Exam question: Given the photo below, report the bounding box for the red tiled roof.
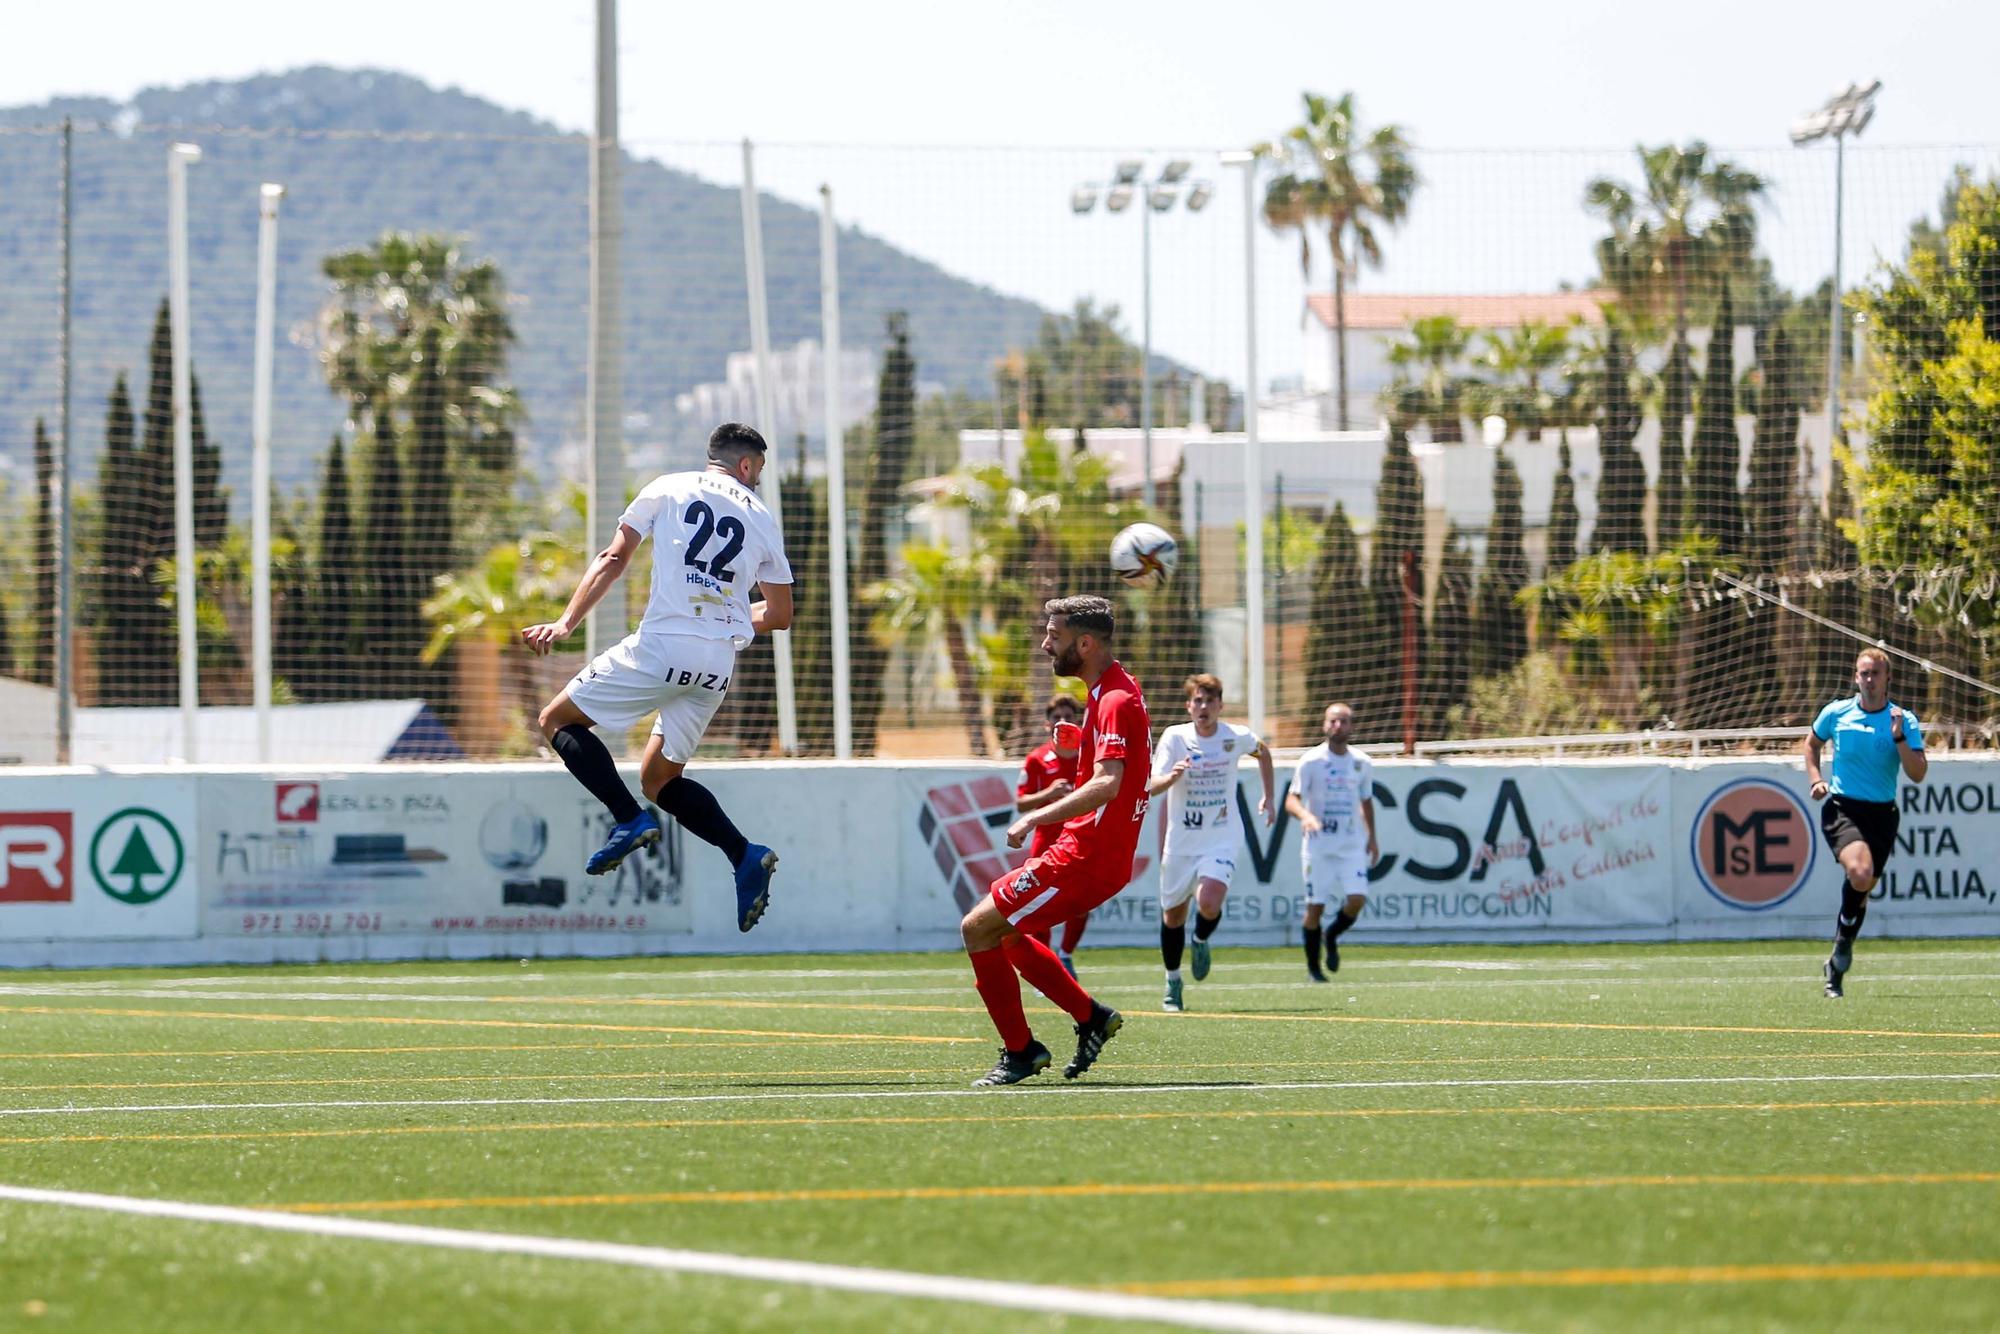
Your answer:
[1304,291,1612,331]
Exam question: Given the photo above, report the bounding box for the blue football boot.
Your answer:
[734,843,779,931]
[586,810,661,876]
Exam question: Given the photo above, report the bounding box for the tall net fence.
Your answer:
[1,112,1997,763]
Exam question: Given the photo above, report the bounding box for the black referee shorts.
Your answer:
[1820,795,1900,872]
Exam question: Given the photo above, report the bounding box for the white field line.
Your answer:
[59,948,2000,990]
[0,1183,1467,1334]
[7,972,2000,1008]
[3,1071,1998,1119]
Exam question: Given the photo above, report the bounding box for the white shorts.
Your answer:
[565,632,735,762]
[1159,851,1236,911]
[1303,848,1371,907]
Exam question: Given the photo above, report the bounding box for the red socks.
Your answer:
[968,946,1031,1051]
[1004,933,1095,1024]
[1058,915,1088,954]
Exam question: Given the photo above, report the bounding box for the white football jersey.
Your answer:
[1153,721,1260,857]
[619,470,793,647]
[1293,743,1374,858]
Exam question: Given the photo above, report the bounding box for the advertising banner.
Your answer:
[197,770,692,942]
[902,760,1674,945]
[0,776,198,943]
[1672,759,2000,938]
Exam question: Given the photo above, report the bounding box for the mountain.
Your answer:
[0,67,1050,500]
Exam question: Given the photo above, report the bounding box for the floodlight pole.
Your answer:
[1827,130,1846,446]
[1139,198,1155,510]
[584,0,624,667]
[818,185,853,760]
[168,142,201,763]
[55,119,73,764]
[1225,151,1267,739]
[739,140,799,753]
[251,183,284,764]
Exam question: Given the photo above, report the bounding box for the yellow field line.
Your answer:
[0,1005,975,1047]
[4,1094,1992,1149]
[1121,1258,2000,1297]
[271,1169,2000,1216]
[0,1042,727,1063]
[10,1047,1999,1095]
[427,993,2000,1043]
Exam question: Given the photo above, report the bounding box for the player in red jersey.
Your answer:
[961,596,1150,1086]
[1016,693,1091,976]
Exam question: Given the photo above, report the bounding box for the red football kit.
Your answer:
[1016,740,1080,859]
[992,661,1151,935]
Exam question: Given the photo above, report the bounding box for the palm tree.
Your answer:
[867,542,1001,756]
[1585,143,1765,348]
[1384,315,1473,441]
[1476,319,1577,441]
[421,532,581,751]
[1258,91,1419,430]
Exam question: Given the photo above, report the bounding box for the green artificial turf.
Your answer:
[0,940,1996,1332]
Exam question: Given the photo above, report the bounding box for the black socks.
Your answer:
[1303,926,1323,974]
[553,725,640,824]
[653,775,749,867]
[1328,907,1359,940]
[1160,922,1185,973]
[1192,910,1221,941]
[1837,885,1870,942]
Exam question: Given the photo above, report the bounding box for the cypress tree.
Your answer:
[190,374,226,550]
[128,298,177,703]
[1747,324,1798,571]
[1474,452,1529,679]
[29,418,54,685]
[1303,502,1368,719]
[1656,337,1692,549]
[92,374,140,704]
[1686,287,1742,549]
[358,397,417,698]
[1421,527,1475,737]
[309,436,359,700]
[851,311,916,755]
[1353,426,1426,744]
[1547,441,1580,574]
[1593,327,1647,554]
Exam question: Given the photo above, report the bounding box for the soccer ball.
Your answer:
[1110,522,1178,589]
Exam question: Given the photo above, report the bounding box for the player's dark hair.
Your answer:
[708,422,769,465]
[1045,694,1082,719]
[1185,673,1224,701]
[1045,595,1115,640]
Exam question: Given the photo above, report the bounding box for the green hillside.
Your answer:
[0,67,1051,497]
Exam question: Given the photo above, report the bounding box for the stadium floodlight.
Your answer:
[1068,158,1221,508]
[1792,79,1881,447]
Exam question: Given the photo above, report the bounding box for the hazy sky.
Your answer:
[8,1,1997,387]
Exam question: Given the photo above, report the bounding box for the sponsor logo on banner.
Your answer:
[1690,778,1814,910]
[0,812,72,903]
[918,778,1152,916]
[276,782,320,823]
[89,807,186,905]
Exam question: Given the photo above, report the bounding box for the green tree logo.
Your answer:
[89,808,185,905]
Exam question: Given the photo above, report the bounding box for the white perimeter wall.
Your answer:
[1,757,1995,968]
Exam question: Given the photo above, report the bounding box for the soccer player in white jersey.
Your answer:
[521,423,792,932]
[1146,673,1275,1012]
[1285,701,1378,979]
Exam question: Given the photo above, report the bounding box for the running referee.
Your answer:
[1803,647,1930,998]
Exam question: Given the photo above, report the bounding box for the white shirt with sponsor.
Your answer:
[1153,721,1260,857]
[1293,742,1374,858]
[619,470,793,648]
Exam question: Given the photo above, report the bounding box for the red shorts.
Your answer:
[989,838,1128,936]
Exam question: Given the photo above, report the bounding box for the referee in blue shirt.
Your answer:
[1803,647,1930,997]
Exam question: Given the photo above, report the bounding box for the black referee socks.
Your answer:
[1837,886,1870,940]
[552,724,641,824]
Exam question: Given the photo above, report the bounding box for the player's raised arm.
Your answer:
[521,522,644,655]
